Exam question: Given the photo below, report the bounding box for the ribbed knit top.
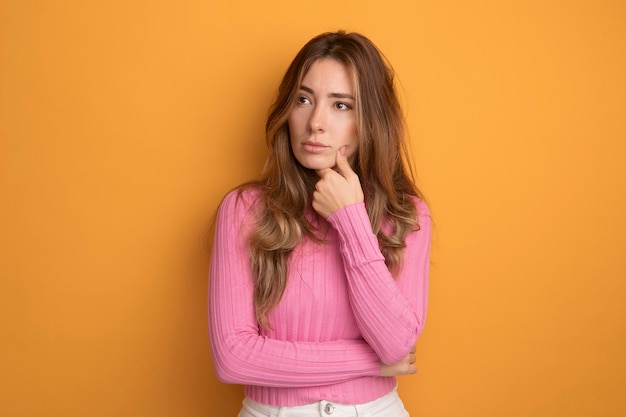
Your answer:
[208,188,431,406]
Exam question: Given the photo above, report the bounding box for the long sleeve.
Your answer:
[326,199,431,364]
[208,189,381,388]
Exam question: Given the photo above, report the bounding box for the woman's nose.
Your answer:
[307,106,326,132]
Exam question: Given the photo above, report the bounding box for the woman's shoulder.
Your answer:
[221,184,263,208]
[216,185,264,228]
[406,195,431,219]
[223,183,261,202]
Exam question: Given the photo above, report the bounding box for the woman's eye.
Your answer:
[335,102,352,110]
[296,96,311,105]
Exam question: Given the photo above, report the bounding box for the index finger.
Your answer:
[334,146,355,178]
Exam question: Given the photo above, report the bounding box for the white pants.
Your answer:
[237,387,410,417]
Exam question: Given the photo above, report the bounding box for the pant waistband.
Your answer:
[241,387,404,417]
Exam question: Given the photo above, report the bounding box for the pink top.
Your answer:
[208,188,431,406]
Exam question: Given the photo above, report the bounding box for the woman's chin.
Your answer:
[296,157,335,171]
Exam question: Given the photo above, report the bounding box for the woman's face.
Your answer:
[288,58,359,171]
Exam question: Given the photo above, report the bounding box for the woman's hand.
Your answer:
[313,147,364,219]
[379,346,417,377]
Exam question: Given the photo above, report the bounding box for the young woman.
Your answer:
[209,31,431,417]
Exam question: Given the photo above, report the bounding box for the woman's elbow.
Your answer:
[213,357,245,384]
[378,329,421,364]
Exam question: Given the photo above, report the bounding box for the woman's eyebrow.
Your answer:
[299,85,355,100]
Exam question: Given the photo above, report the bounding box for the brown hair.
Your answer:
[242,31,423,328]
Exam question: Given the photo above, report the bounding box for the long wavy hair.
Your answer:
[241,31,423,328]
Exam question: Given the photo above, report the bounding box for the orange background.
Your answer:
[1,1,625,416]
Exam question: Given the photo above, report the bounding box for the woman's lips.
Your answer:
[302,142,329,153]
